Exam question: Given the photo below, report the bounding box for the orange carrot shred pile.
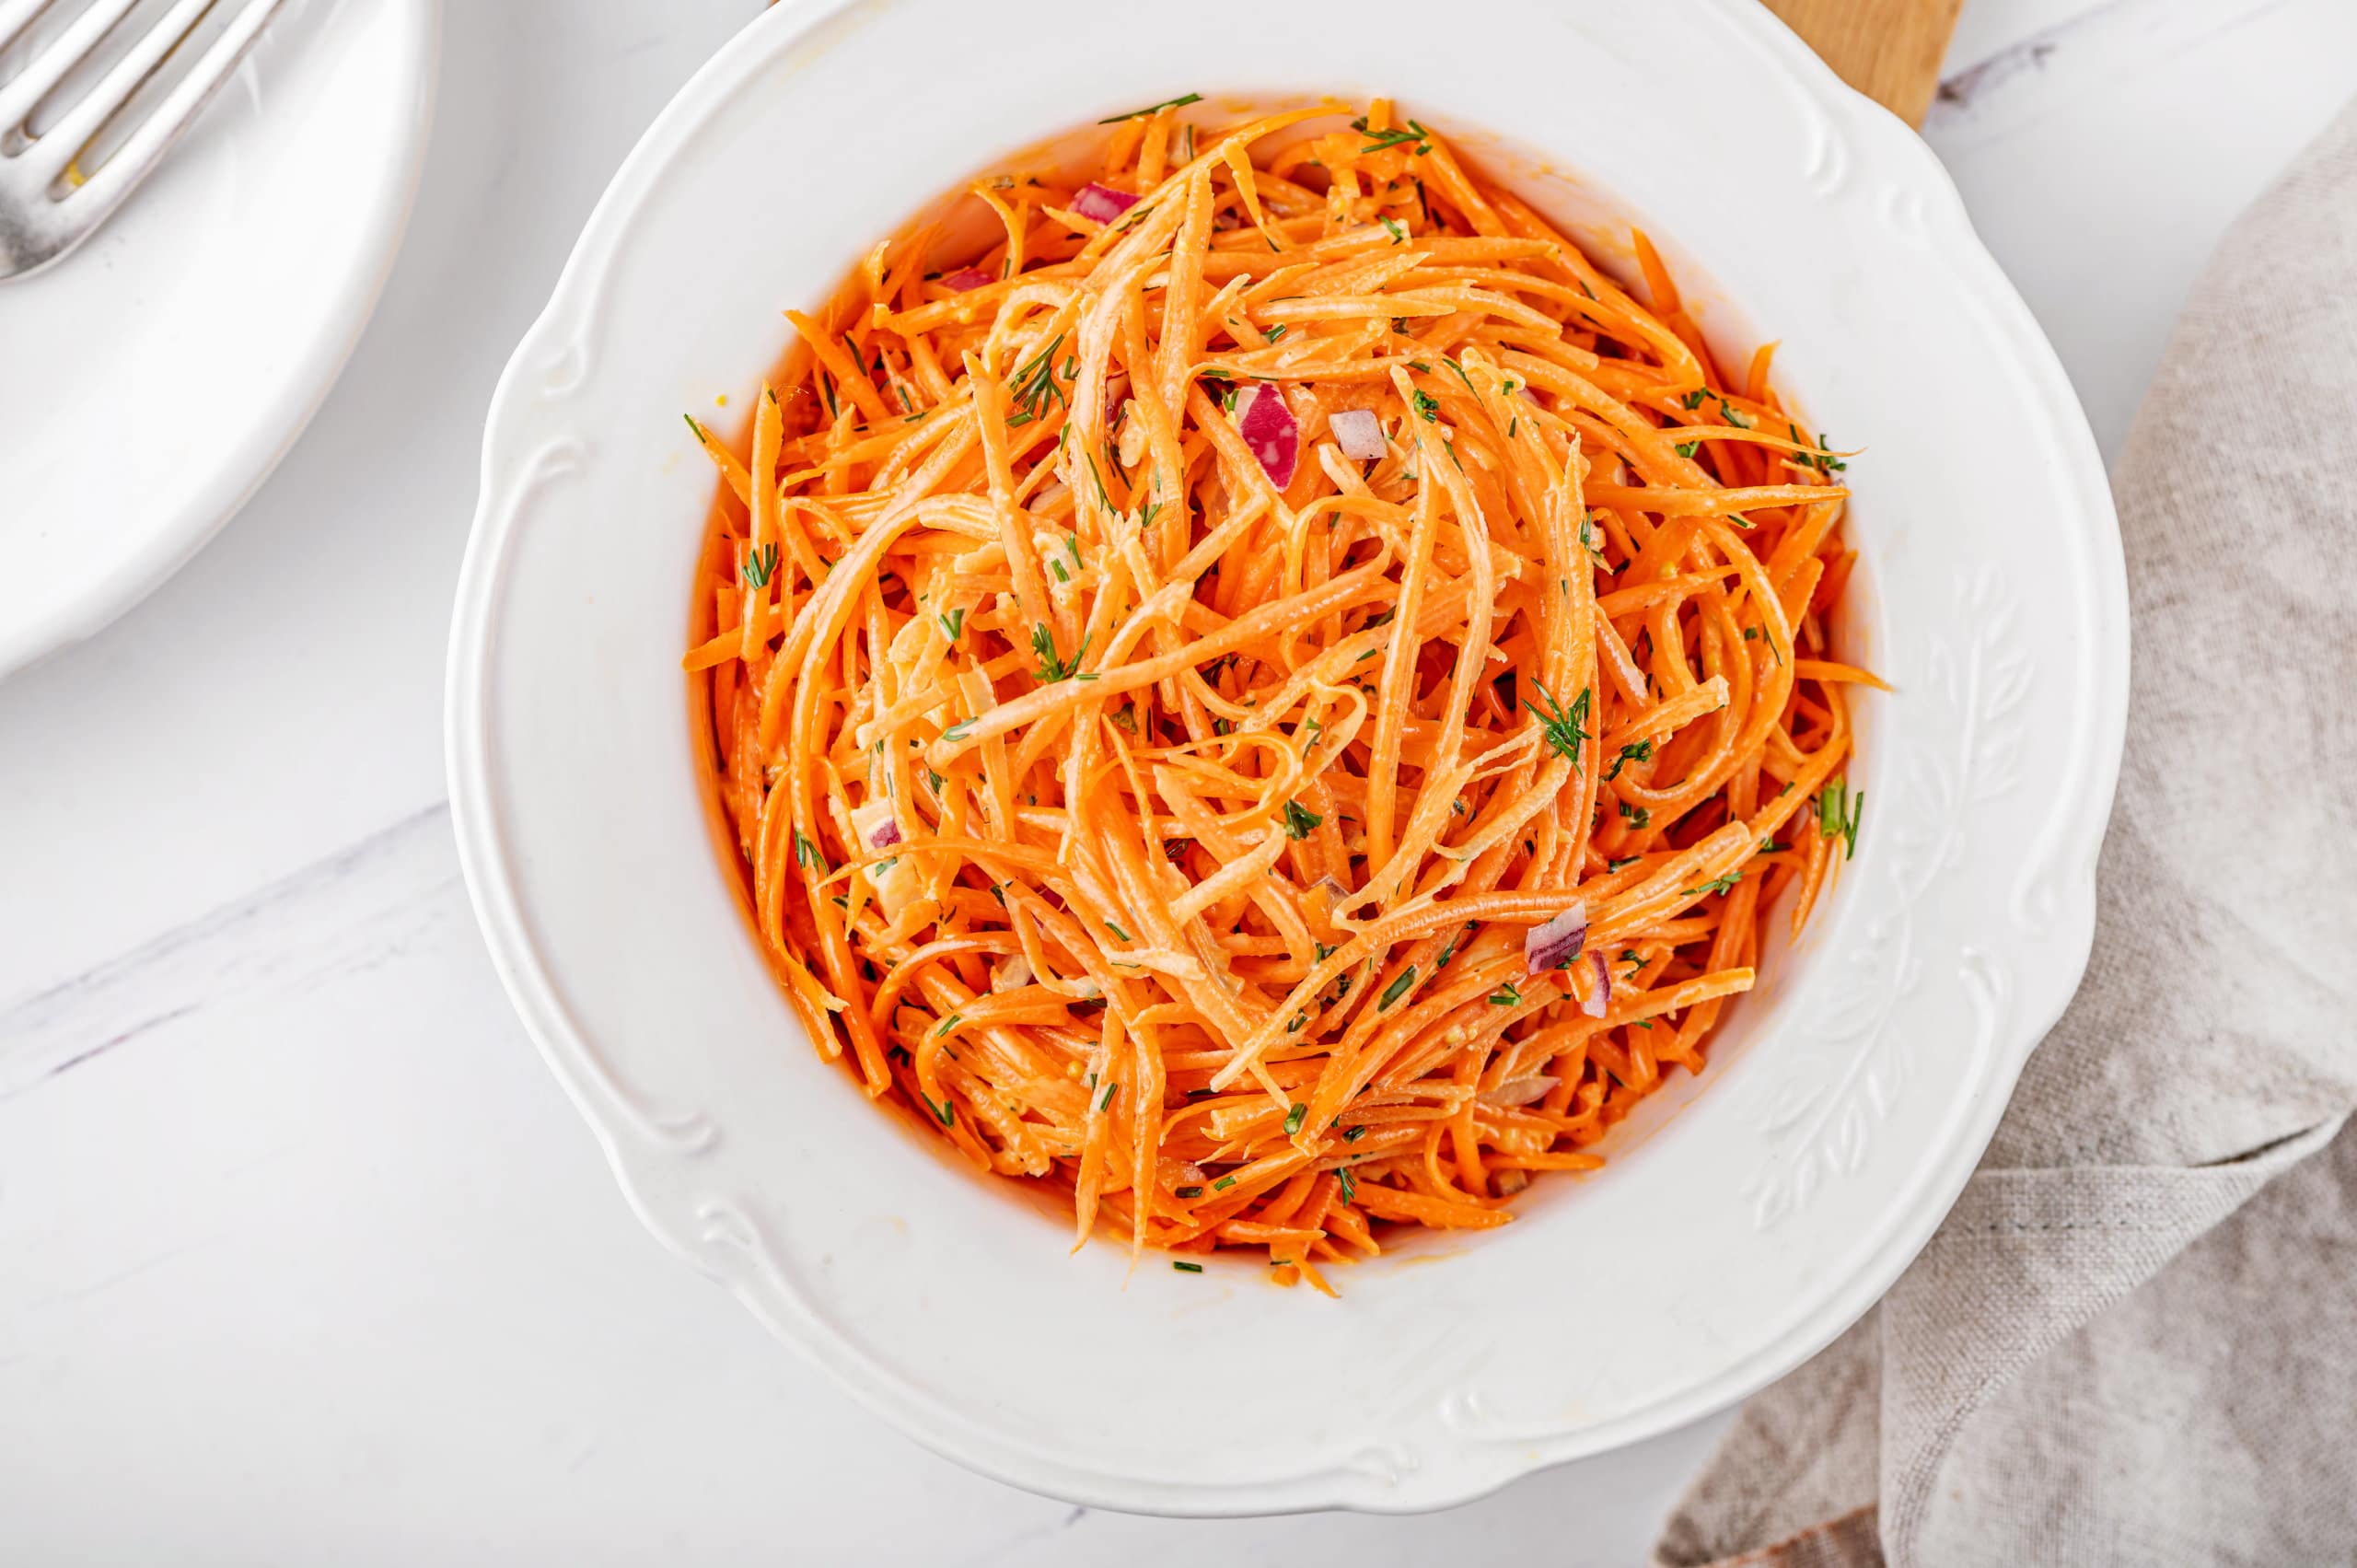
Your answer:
[682,98,1868,1293]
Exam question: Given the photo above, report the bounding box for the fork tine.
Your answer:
[0,0,140,132]
[0,0,60,51]
[65,0,287,214]
[28,0,220,180]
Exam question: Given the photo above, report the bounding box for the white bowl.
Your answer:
[447,0,2126,1515]
[0,0,438,679]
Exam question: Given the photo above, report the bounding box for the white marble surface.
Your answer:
[2,2,2350,1561]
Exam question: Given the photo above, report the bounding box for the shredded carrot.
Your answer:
[682,99,1873,1289]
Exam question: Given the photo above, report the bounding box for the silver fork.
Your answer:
[0,0,290,281]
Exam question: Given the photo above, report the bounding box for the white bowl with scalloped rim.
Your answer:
[447,0,2127,1515]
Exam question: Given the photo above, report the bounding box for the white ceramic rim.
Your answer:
[447,0,2128,1516]
[0,0,441,680]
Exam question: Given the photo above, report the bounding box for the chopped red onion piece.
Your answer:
[1072,182,1140,226]
[868,819,903,850]
[1522,900,1588,976]
[1104,372,1130,423]
[940,267,993,292]
[1236,385,1299,489]
[1329,407,1385,461]
[1583,949,1611,1019]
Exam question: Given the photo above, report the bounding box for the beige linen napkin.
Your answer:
[1655,100,2357,1568]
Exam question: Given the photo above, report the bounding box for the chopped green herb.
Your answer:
[1030,623,1088,683]
[936,607,965,643]
[1106,919,1132,942]
[1379,215,1408,244]
[1008,331,1069,424]
[1524,679,1593,768]
[1378,967,1418,1010]
[1619,800,1652,830]
[1344,1124,1369,1143]
[1604,739,1655,782]
[1213,1174,1238,1191]
[1490,981,1523,1007]
[1262,324,1288,343]
[794,831,820,870]
[1356,119,1435,156]
[1282,800,1323,840]
[1100,1083,1118,1111]
[1411,389,1441,423]
[1608,855,1641,872]
[1675,440,1700,459]
[1684,869,1744,899]
[1336,1166,1358,1205]
[921,1092,956,1127]
[1819,778,1866,859]
[943,719,976,742]
[740,543,781,589]
[1172,1260,1204,1272]
[1283,1102,1307,1135]
[1793,422,1848,474]
[1175,1185,1203,1199]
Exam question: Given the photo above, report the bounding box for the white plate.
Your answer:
[448,0,2128,1515]
[0,0,437,679]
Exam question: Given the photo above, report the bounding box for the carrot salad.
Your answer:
[682,97,1873,1293]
